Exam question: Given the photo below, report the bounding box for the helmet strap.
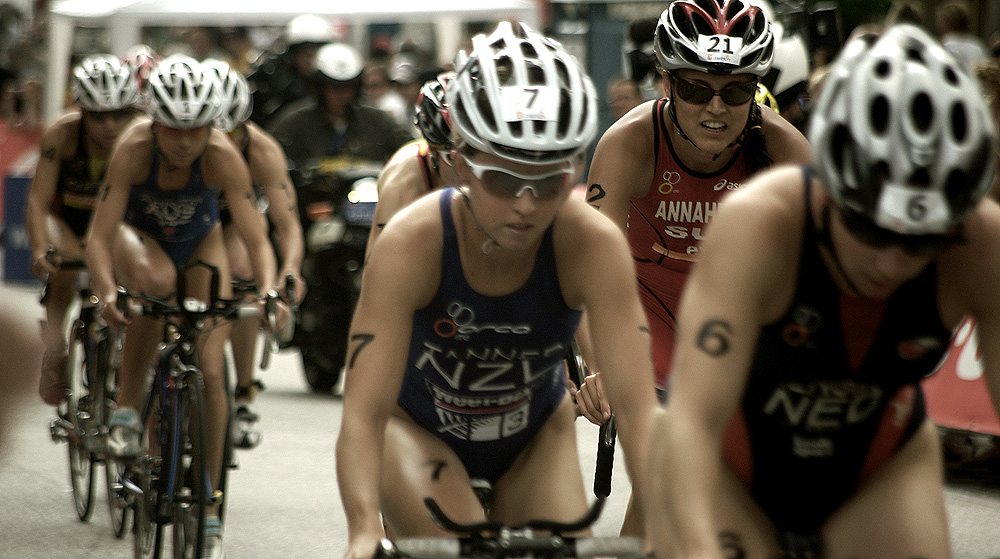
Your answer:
[458,187,500,254]
[816,203,862,296]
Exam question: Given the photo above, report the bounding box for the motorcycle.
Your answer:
[287,157,380,393]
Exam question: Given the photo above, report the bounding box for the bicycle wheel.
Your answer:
[173,371,207,559]
[131,457,162,559]
[66,326,95,521]
[96,334,132,537]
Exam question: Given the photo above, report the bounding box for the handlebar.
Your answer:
[376,498,646,559]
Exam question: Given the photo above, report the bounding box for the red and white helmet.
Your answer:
[655,0,774,77]
[414,72,454,149]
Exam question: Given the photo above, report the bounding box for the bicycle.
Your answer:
[113,260,283,559]
[46,254,131,537]
[376,497,646,559]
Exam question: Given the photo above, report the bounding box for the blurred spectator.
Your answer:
[885,1,925,28]
[624,17,662,101]
[220,26,260,75]
[607,76,643,121]
[974,59,1000,201]
[1,6,43,130]
[934,0,990,71]
[388,54,422,135]
[247,14,336,127]
[184,26,227,61]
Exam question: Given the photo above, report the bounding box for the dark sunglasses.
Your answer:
[461,155,574,200]
[671,75,757,106]
[841,211,962,256]
[86,109,134,122]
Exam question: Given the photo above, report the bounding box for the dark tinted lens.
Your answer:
[674,79,715,104]
[842,213,960,256]
[719,83,756,105]
[674,78,756,106]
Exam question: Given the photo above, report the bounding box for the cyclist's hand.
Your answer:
[99,295,129,329]
[575,372,611,426]
[279,271,307,305]
[345,531,384,559]
[31,250,57,280]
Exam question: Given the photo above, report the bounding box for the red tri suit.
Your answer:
[627,99,748,387]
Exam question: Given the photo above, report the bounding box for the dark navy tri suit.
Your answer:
[124,147,220,269]
[397,188,582,482]
[723,168,952,533]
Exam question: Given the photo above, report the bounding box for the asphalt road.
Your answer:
[1,283,998,558]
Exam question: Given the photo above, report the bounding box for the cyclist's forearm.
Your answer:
[336,421,386,538]
[247,243,279,293]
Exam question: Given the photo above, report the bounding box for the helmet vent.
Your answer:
[520,41,539,60]
[943,66,959,86]
[909,168,930,187]
[557,90,571,138]
[496,57,514,86]
[731,17,750,40]
[527,61,545,86]
[911,92,934,132]
[950,102,969,143]
[875,60,891,78]
[904,46,925,64]
[727,1,746,21]
[870,96,890,134]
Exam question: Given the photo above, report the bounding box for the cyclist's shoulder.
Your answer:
[39,110,83,148]
[244,123,287,165]
[759,108,812,165]
[379,141,425,185]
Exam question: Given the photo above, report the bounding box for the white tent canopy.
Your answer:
[45,0,540,123]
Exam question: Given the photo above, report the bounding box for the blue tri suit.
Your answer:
[124,146,220,269]
[397,188,582,482]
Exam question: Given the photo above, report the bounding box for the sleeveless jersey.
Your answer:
[722,168,950,532]
[397,188,581,482]
[413,139,438,193]
[125,149,220,268]
[54,121,105,238]
[628,98,749,386]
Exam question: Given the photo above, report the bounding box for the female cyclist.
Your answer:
[27,54,140,405]
[365,71,461,254]
[86,54,281,559]
[207,59,306,449]
[644,24,1000,558]
[335,22,658,559]
[576,0,812,536]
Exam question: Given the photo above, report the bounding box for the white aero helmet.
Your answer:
[315,42,364,83]
[287,14,335,46]
[447,21,598,165]
[655,0,774,77]
[144,55,222,129]
[203,59,252,132]
[809,23,997,235]
[72,54,140,111]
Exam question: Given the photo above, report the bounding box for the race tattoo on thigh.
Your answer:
[425,460,447,481]
[696,319,732,357]
[348,332,375,369]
